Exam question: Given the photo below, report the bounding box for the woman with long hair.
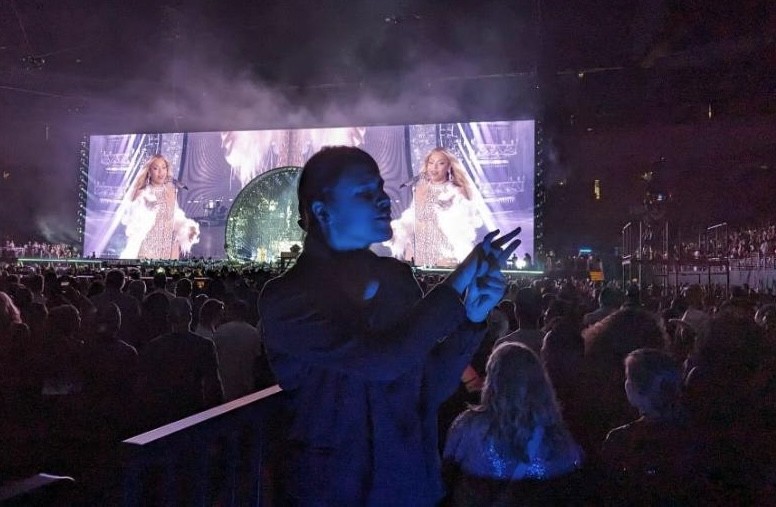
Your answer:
[389,147,483,267]
[121,154,200,259]
[443,342,582,503]
[0,291,21,339]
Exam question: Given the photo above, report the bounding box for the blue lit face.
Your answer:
[317,165,392,251]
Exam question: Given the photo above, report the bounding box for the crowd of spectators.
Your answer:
[1,260,775,503]
[1,239,80,260]
[0,264,272,500]
[668,223,776,262]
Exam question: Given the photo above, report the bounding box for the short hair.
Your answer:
[105,269,126,290]
[26,274,44,293]
[199,298,224,328]
[46,304,81,337]
[599,287,623,308]
[127,279,146,298]
[153,271,168,289]
[625,348,681,417]
[168,297,192,324]
[514,287,542,324]
[297,147,379,236]
[94,302,121,338]
[176,278,193,297]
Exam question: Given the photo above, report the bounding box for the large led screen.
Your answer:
[83,121,535,265]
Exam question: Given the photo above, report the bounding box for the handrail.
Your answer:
[124,385,282,447]
[121,384,285,507]
[706,222,728,232]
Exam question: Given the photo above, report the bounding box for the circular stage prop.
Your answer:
[224,166,303,263]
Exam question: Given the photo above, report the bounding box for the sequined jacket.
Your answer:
[444,410,583,482]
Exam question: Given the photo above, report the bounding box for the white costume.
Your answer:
[120,183,200,259]
[389,181,482,267]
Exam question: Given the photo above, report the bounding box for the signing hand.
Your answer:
[477,226,523,277]
[465,273,508,323]
[444,227,522,295]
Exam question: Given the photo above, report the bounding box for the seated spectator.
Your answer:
[87,280,105,298]
[443,343,583,504]
[684,314,774,503]
[26,274,46,305]
[622,284,641,308]
[145,271,175,302]
[194,298,225,339]
[139,293,171,350]
[175,278,193,299]
[496,299,517,332]
[82,303,139,439]
[0,320,44,477]
[212,300,262,401]
[541,318,585,437]
[602,348,699,503]
[126,279,146,304]
[90,270,141,348]
[41,305,83,396]
[496,287,544,355]
[137,298,224,430]
[582,287,623,328]
[579,307,668,460]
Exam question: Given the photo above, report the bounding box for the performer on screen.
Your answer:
[120,154,200,259]
[388,147,483,267]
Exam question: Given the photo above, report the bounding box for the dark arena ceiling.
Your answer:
[0,0,773,245]
[1,0,772,130]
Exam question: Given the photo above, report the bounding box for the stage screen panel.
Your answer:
[83,121,535,265]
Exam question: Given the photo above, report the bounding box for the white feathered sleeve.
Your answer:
[386,200,415,260]
[120,189,157,258]
[173,205,200,255]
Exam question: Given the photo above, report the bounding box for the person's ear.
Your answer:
[311,201,329,226]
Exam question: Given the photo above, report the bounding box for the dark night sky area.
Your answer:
[0,0,774,253]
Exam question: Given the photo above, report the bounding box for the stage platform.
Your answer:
[415,267,545,279]
[14,257,104,267]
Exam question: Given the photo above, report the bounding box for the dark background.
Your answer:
[1,0,774,257]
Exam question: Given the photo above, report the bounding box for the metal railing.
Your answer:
[121,385,284,507]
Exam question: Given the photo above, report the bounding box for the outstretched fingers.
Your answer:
[481,226,522,264]
[492,227,521,250]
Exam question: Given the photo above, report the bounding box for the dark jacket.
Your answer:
[259,237,486,506]
[137,331,224,429]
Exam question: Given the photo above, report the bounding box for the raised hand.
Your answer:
[444,227,522,296]
[464,273,508,323]
[477,227,522,277]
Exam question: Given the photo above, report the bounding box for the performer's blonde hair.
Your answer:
[131,154,170,201]
[422,148,474,200]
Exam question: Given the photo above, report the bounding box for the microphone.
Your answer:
[170,178,189,190]
[399,174,422,188]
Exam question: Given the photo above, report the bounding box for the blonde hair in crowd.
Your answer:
[0,291,22,334]
[473,342,575,462]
